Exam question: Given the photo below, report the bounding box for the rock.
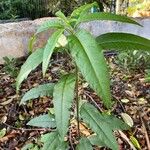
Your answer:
[0,17,150,64]
[80,18,150,39]
[0,17,54,64]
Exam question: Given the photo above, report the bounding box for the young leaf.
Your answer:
[76,12,141,26]
[20,83,54,104]
[16,48,43,91]
[80,103,129,150]
[41,132,59,150]
[56,34,68,47]
[28,35,36,53]
[55,11,69,24]
[55,11,74,33]
[69,29,112,108]
[53,74,76,139]
[71,2,98,18]
[96,32,150,51]
[36,18,64,34]
[42,29,64,76]
[27,114,56,128]
[76,137,93,150]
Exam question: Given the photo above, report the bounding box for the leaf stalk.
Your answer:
[75,65,80,138]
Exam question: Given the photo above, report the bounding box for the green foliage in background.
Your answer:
[0,0,19,19]
[3,56,19,78]
[17,2,150,150]
[48,0,105,16]
[0,0,49,20]
[3,0,150,20]
[116,50,150,72]
[145,69,150,82]
[0,0,113,20]
[127,0,150,16]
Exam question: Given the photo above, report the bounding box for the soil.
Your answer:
[0,54,150,150]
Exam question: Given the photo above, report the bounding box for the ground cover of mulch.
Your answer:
[0,54,150,150]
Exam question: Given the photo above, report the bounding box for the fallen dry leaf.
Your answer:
[121,113,134,127]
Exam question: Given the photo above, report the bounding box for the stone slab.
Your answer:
[81,18,150,39]
[0,17,150,64]
[0,17,54,64]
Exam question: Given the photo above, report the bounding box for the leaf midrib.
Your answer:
[77,12,139,25]
[37,19,63,33]
[75,35,106,99]
[23,87,53,101]
[22,50,42,70]
[16,49,43,90]
[44,133,58,150]
[98,40,150,48]
[60,76,68,136]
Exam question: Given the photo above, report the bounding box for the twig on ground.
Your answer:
[84,91,103,112]
[75,66,80,138]
[118,130,136,150]
[3,122,55,132]
[139,115,150,150]
[112,95,126,112]
[69,127,75,150]
[50,58,66,65]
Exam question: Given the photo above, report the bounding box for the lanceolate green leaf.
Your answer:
[53,74,76,139]
[41,132,68,150]
[41,132,59,150]
[80,103,118,150]
[36,18,64,34]
[20,83,54,104]
[27,114,56,128]
[102,114,129,131]
[21,143,34,150]
[69,29,111,108]
[56,142,69,150]
[88,135,107,147]
[16,48,43,91]
[88,115,129,147]
[76,137,93,150]
[96,32,150,51]
[42,29,64,76]
[76,12,141,26]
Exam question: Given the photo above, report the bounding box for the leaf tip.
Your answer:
[136,22,143,27]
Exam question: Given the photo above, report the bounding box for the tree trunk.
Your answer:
[116,0,123,14]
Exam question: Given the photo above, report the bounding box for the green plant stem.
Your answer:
[75,65,80,138]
